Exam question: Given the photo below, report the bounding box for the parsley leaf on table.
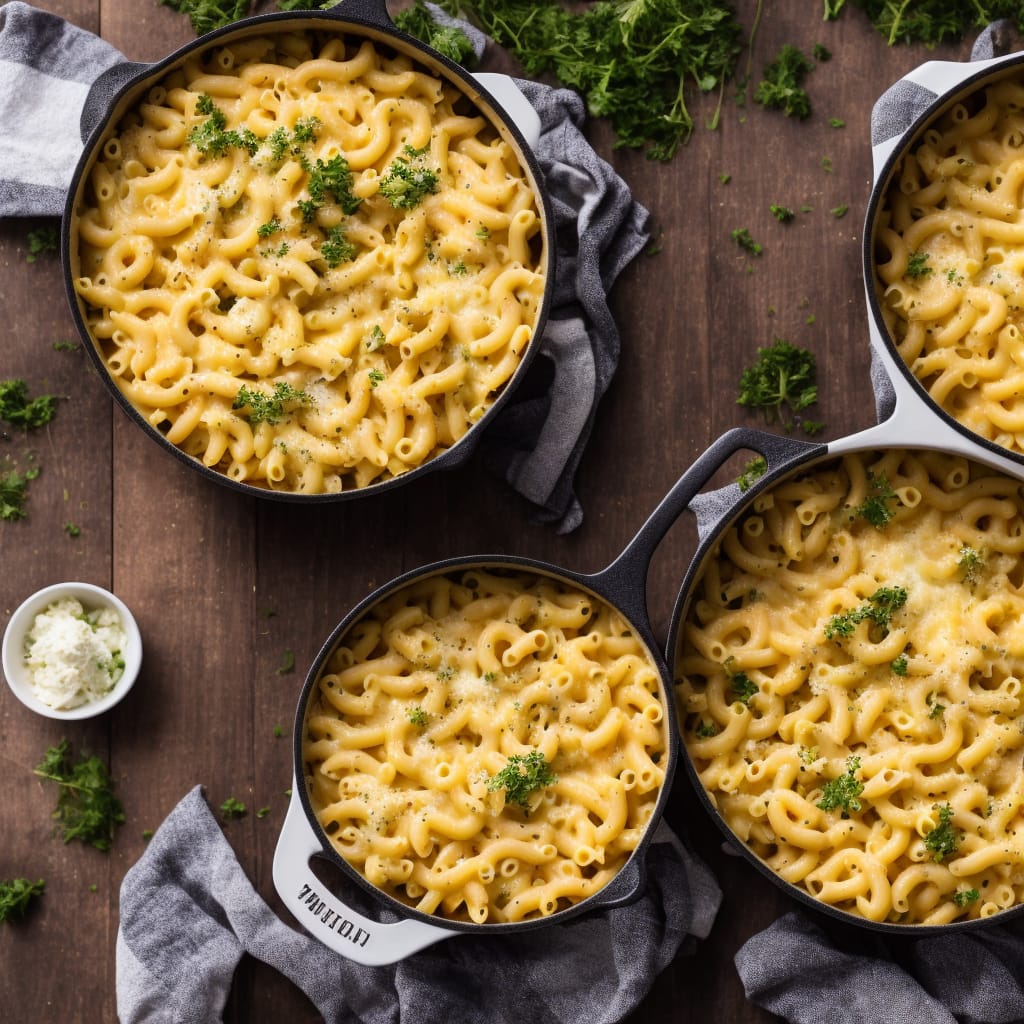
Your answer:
[33,741,126,852]
[0,878,45,924]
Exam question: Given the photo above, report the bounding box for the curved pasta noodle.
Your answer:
[304,569,667,924]
[677,450,1024,925]
[71,30,546,493]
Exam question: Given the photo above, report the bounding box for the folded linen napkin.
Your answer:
[117,785,722,1024]
[728,22,1024,1024]
[0,1,649,534]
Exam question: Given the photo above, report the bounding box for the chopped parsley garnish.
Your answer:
[953,888,980,907]
[257,218,281,238]
[368,368,385,388]
[408,707,428,727]
[926,691,945,719]
[320,225,357,267]
[799,746,819,765]
[754,44,815,119]
[736,338,819,433]
[307,155,362,214]
[0,878,45,924]
[817,755,863,816]
[379,148,440,209]
[923,803,958,862]
[958,545,984,583]
[891,652,908,676]
[728,668,758,705]
[292,116,320,144]
[33,741,125,852]
[906,250,933,279]
[188,95,258,157]
[220,797,247,820]
[233,381,309,424]
[366,325,386,351]
[770,204,795,223]
[486,751,557,810]
[695,720,719,738]
[64,521,81,538]
[825,585,908,640]
[854,473,899,528]
[0,379,57,430]
[737,455,767,492]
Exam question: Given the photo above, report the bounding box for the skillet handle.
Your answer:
[272,785,452,965]
[590,428,825,628]
[80,61,149,144]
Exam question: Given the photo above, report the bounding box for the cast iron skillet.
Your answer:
[864,48,1024,474]
[666,388,1024,935]
[272,426,817,965]
[61,0,555,502]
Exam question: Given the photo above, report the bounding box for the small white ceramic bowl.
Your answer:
[2,582,142,720]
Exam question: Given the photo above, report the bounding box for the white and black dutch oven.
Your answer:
[665,50,1024,925]
[865,45,1024,473]
[61,0,555,502]
[271,427,808,965]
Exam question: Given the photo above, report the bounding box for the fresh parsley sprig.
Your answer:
[486,750,557,810]
[233,381,309,425]
[825,586,908,640]
[33,741,125,852]
[924,803,958,862]
[817,755,864,816]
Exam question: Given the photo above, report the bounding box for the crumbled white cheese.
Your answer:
[23,597,127,710]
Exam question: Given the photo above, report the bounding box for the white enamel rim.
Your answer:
[1,581,143,720]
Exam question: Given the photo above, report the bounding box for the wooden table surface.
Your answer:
[0,1,994,1020]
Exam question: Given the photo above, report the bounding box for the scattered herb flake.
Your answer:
[220,797,247,820]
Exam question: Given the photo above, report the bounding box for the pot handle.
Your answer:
[869,53,1018,180]
[588,428,825,628]
[272,784,452,965]
[80,61,150,144]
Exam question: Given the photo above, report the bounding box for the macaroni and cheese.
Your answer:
[303,568,667,924]
[874,73,1024,457]
[677,449,1024,925]
[71,29,546,493]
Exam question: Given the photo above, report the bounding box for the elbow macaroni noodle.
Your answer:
[677,450,1024,925]
[303,569,667,924]
[71,30,546,493]
[874,74,1024,456]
